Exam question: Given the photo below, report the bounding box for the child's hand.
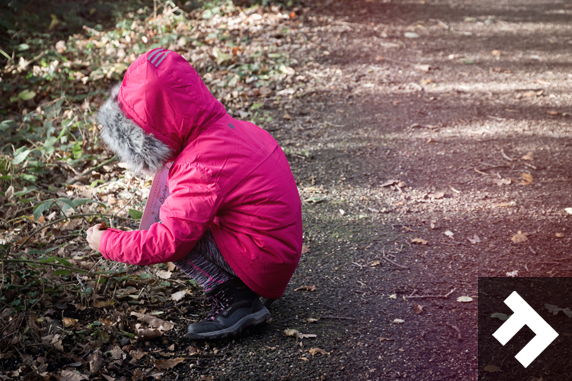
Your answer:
[86,224,106,252]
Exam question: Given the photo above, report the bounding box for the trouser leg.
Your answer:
[173,229,238,292]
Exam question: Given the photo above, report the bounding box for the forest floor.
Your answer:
[2,0,572,380]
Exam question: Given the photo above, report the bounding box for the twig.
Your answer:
[0,259,104,276]
[351,261,363,268]
[474,167,488,176]
[500,149,514,162]
[67,155,118,185]
[15,212,132,250]
[381,250,409,269]
[523,162,537,169]
[438,323,462,341]
[320,315,357,321]
[404,288,456,299]
[110,191,137,228]
[325,121,344,128]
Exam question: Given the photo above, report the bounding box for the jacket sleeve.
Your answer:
[99,162,221,265]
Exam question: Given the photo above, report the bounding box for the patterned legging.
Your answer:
[173,229,237,291]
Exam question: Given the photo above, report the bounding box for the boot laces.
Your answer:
[206,289,231,321]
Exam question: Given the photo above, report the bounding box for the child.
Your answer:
[86,48,303,340]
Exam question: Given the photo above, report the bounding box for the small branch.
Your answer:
[67,155,118,185]
[15,213,133,250]
[500,149,514,162]
[381,250,409,269]
[320,315,357,321]
[404,288,456,299]
[438,323,462,341]
[0,259,105,276]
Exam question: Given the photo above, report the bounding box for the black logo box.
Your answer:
[479,277,572,380]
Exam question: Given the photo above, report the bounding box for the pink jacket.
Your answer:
[98,48,302,299]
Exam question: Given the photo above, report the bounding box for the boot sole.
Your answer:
[186,307,271,340]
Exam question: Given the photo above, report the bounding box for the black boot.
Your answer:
[187,278,271,339]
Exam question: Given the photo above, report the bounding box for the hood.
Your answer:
[97,48,227,174]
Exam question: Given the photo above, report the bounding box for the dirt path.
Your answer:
[189,1,572,380]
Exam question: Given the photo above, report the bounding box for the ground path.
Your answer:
[201,1,572,380]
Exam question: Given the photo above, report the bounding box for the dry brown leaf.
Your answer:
[154,357,185,370]
[381,179,399,187]
[130,349,147,361]
[484,365,501,372]
[547,110,559,115]
[308,348,328,356]
[166,262,176,271]
[87,350,103,374]
[519,172,533,185]
[294,285,317,292]
[370,260,381,267]
[283,113,293,120]
[491,49,501,56]
[379,337,394,341]
[92,300,113,308]
[284,329,317,339]
[131,312,175,331]
[522,151,534,161]
[171,290,187,302]
[62,317,78,327]
[555,233,564,238]
[411,238,428,245]
[511,231,528,243]
[60,370,90,381]
[301,244,310,254]
[299,357,309,362]
[99,221,108,230]
[306,318,319,323]
[413,303,424,314]
[155,270,172,279]
[428,191,445,199]
[467,234,481,244]
[110,346,125,360]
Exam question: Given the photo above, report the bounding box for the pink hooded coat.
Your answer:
[97,48,303,299]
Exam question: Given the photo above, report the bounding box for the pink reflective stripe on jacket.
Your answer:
[99,48,303,299]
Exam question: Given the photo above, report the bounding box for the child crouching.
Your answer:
[86,48,303,339]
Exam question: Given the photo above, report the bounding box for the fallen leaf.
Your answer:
[491,49,501,56]
[457,296,473,303]
[555,233,564,238]
[404,32,419,38]
[506,270,519,277]
[99,221,108,230]
[306,318,319,323]
[548,110,559,115]
[308,348,328,355]
[397,181,407,188]
[379,337,394,341]
[284,329,317,339]
[413,303,424,314]
[428,191,445,199]
[154,357,185,370]
[87,350,103,374]
[131,312,175,331]
[444,230,454,237]
[301,244,310,254]
[565,207,572,215]
[415,64,431,72]
[156,270,172,279]
[110,346,125,360]
[519,172,533,185]
[467,234,481,244]
[490,312,508,321]
[511,231,528,243]
[60,370,89,381]
[63,317,78,327]
[545,303,561,315]
[92,300,113,308]
[339,209,345,216]
[492,178,511,186]
[521,151,534,161]
[381,179,399,187]
[393,318,405,324]
[171,290,187,302]
[283,113,293,120]
[484,365,501,373]
[294,285,317,292]
[130,349,147,361]
[411,238,428,245]
[299,357,309,362]
[370,260,381,267]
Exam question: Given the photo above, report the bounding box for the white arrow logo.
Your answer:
[493,291,558,368]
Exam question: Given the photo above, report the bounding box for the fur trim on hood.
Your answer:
[97,85,173,175]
